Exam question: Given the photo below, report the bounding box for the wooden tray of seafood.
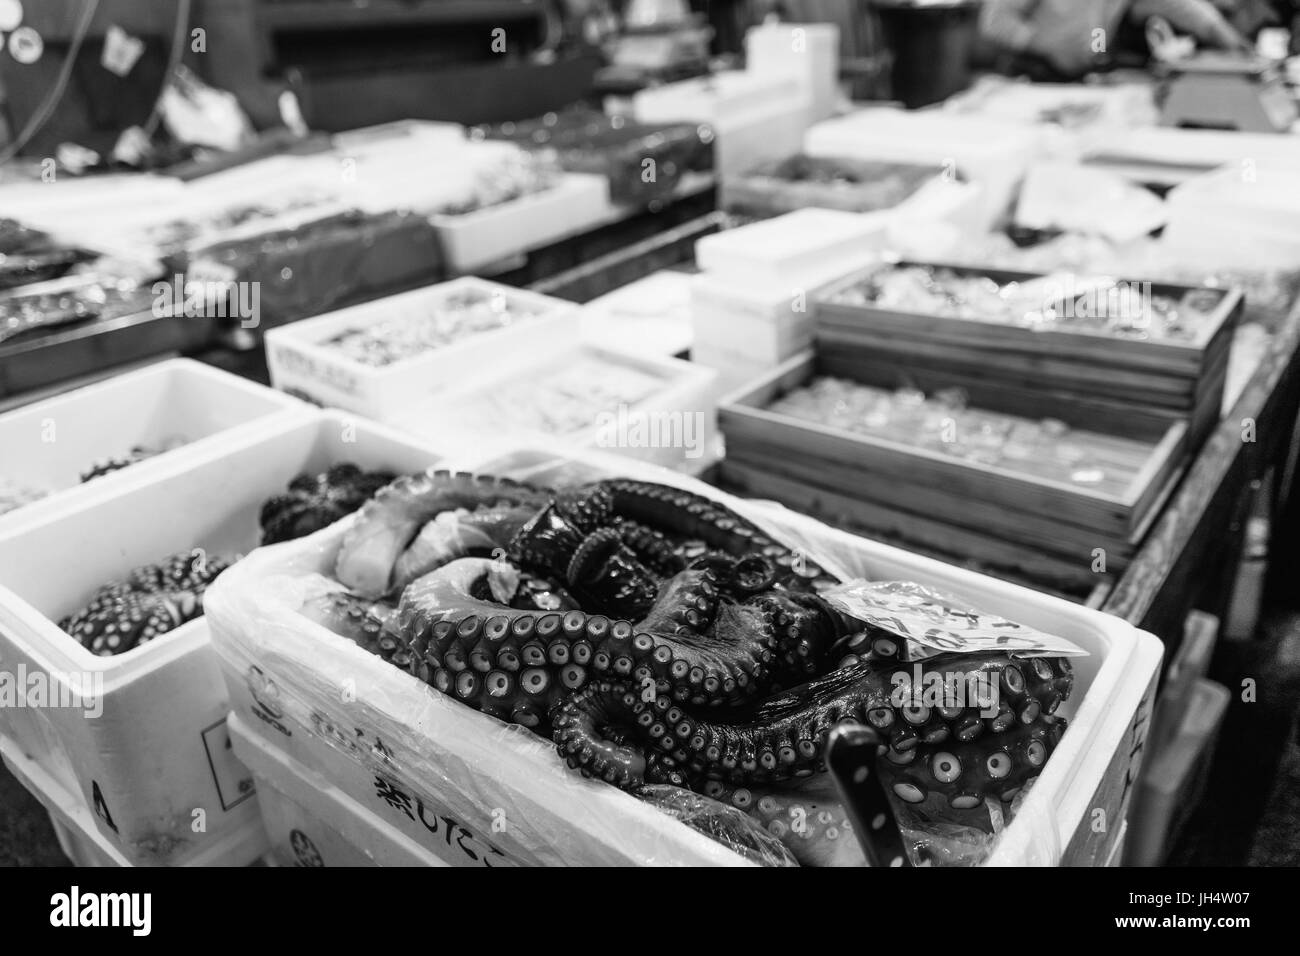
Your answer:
[719,351,1190,588]
[814,261,1242,454]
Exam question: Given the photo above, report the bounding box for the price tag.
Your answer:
[823,579,1088,658]
[101,25,145,77]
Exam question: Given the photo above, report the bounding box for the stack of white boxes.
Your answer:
[630,69,812,179]
[690,208,890,396]
[744,20,841,125]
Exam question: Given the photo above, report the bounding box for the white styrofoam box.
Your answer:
[632,69,803,121]
[0,174,188,254]
[944,76,1159,129]
[0,412,448,865]
[580,269,695,357]
[1126,679,1229,867]
[690,342,780,399]
[1162,162,1300,271]
[690,272,814,365]
[206,443,1161,867]
[228,715,454,867]
[885,177,988,253]
[431,173,612,273]
[631,70,813,178]
[804,109,1048,230]
[695,208,889,287]
[0,358,308,531]
[1085,126,1300,175]
[0,733,267,867]
[393,342,720,472]
[263,277,581,420]
[746,21,840,123]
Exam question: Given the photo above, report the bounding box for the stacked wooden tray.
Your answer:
[814,261,1243,456]
[719,352,1190,593]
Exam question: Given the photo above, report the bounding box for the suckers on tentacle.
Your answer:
[551,653,1072,803]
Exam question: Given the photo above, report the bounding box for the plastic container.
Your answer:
[0,359,308,529]
[579,270,695,358]
[430,173,612,273]
[205,444,1162,867]
[228,714,455,867]
[0,412,447,865]
[694,208,889,288]
[0,734,268,867]
[870,0,980,108]
[631,71,812,178]
[745,21,840,123]
[263,277,580,420]
[691,273,814,367]
[394,343,720,472]
[1126,678,1230,867]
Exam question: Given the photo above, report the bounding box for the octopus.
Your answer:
[79,438,186,483]
[318,469,1075,855]
[259,463,398,545]
[61,550,234,656]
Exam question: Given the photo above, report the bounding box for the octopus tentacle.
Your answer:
[336,470,553,598]
[398,559,831,720]
[260,463,396,545]
[551,653,1073,803]
[597,479,838,590]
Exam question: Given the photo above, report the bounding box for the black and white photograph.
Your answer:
[0,0,1296,909]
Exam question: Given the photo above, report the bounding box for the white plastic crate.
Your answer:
[631,70,812,178]
[0,412,447,865]
[0,734,267,867]
[264,277,581,420]
[431,173,612,273]
[392,342,720,471]
[228,714,454,867]
[746,21,840,123]
[690,343,782,399]
[205,445,1162,867]
[695,208,888,287]
[0,358,308,530]
[579,270,695,358]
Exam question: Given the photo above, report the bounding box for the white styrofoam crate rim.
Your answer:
[0,359,312,533]
[264,277,578,377]
[0,409,441,677]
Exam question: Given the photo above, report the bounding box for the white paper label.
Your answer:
[101,25,145,77]
[823,579,1088,658]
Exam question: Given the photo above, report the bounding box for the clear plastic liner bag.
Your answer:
[893,779,1053,867]
[638,786,798,867]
